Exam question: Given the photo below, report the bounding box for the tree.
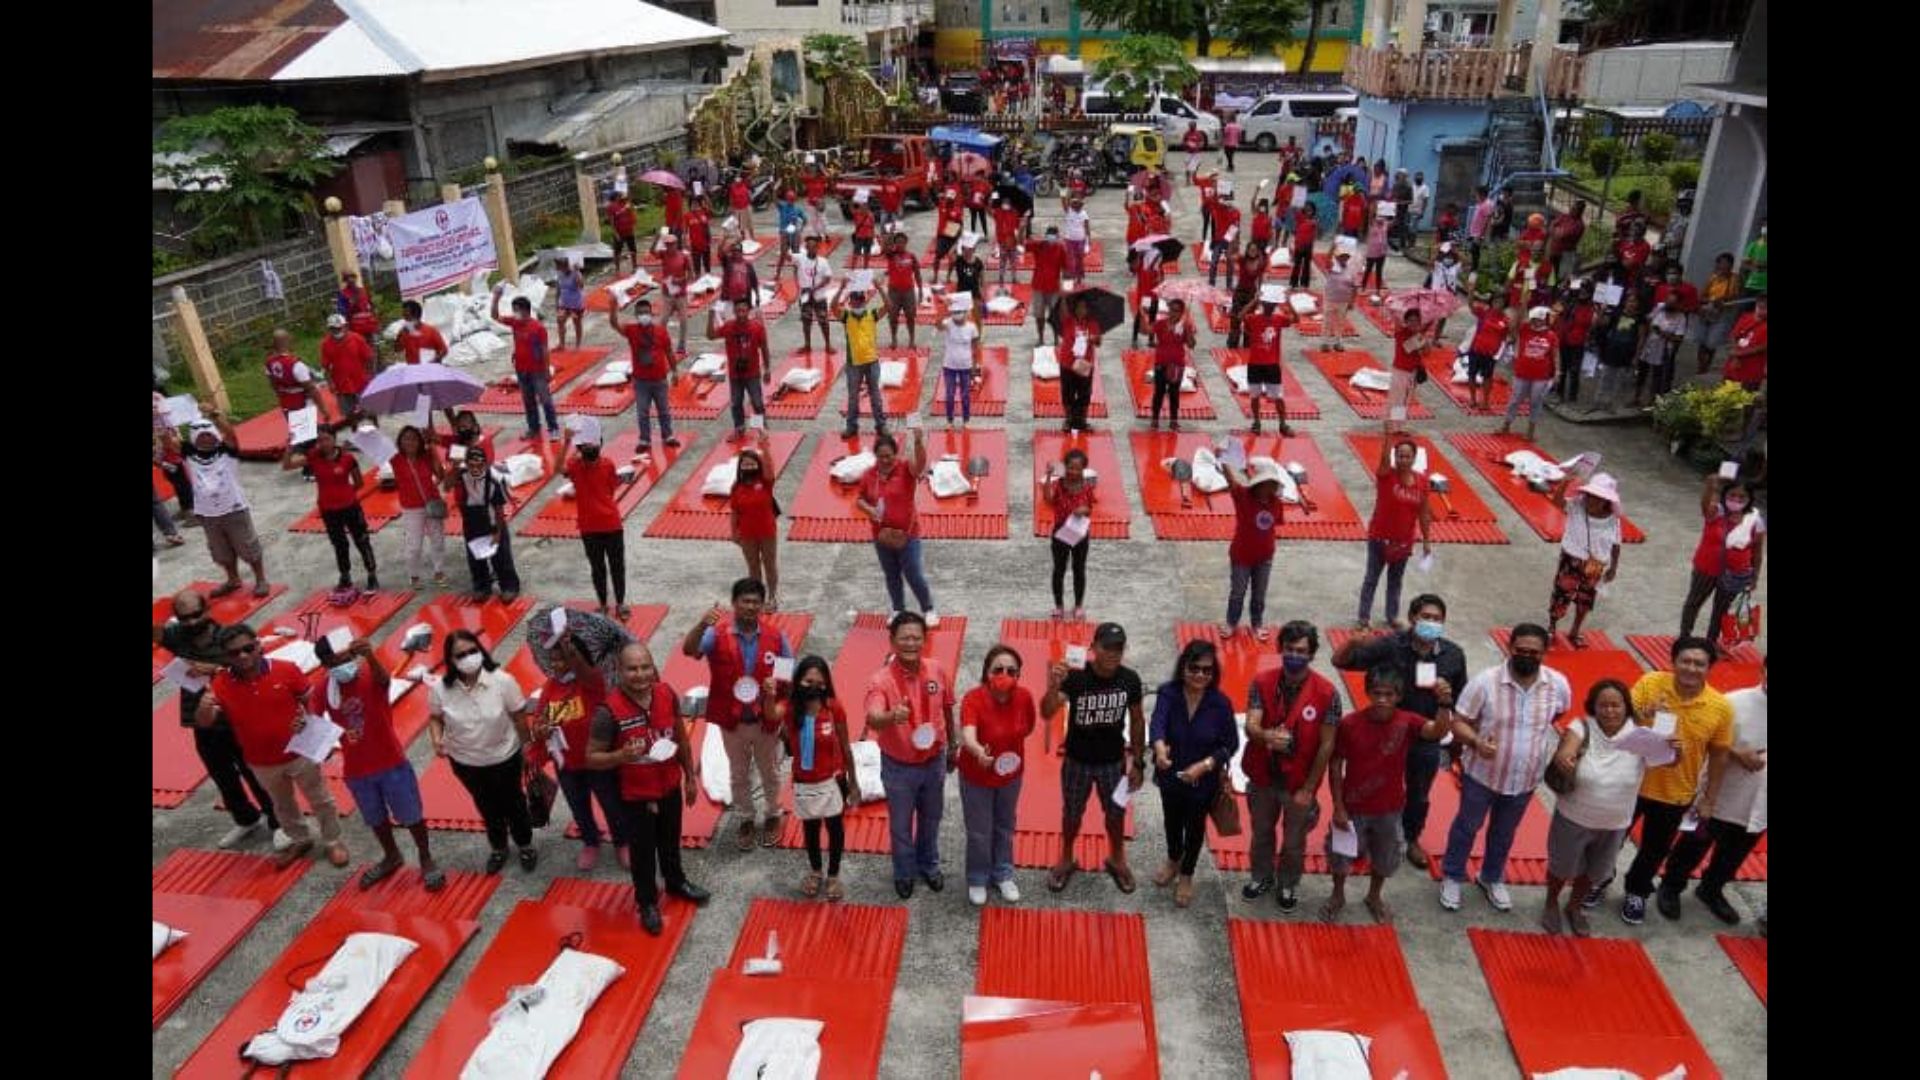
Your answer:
[1081,0,1216,58]
[801,32,864,83]
[1638,130,1676,168]
[1092,34,1200,113]
[152,105,340,251]
[1298,0,1330,76]
[1217,0,1309,58]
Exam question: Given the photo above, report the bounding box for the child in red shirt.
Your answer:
[1323,665,1447,922]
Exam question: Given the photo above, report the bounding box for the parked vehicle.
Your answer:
[1100,124,1166,178]
[1081,84,1222,148]
[833,134,936,217]
[1237,91,1360,152]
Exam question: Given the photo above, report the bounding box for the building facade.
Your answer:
[935,0,1363,72]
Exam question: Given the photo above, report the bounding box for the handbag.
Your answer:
[1543,718,1589,796]
[405,459,448,520]
[524,761,558,828]
[1579,515,1606,581]
[1720,589,1761,645]
[875,526,909,551]
[1208,782,1243,837]
[1413,362,1430,384]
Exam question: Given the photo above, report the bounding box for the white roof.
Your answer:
[1192,56,1288,76]
[274,0,726,82]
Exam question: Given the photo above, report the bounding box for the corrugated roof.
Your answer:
[153,0,727,83]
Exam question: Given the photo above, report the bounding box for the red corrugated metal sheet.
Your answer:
[1469,928,1722,1079]
[315,864,500,921]
[1343,431,1512,544]
[1132,430,1367,541]
[1121,349,1217,420]
[1626,634,1765,673]
[1031,432,1132,539]
[152,848,310,901]
[1227,919,1419,1007]
[1448,433,1649,543]
[1305,348,1436,420]
[646,433,805,540]
[976,907,1157,1076]
[1717,934,1767,1007]
[1490,626,1619,654]
[152,850,310,1026]
[152,0,349,81]
[728,898,908,981]
[1209,349,1321,421]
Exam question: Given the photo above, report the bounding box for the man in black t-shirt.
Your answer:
[152,588,278,847]
[1330,593,1468,871]
[1041,621,1147,893]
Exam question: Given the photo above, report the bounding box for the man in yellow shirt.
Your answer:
[835,272,891,439]
[1597,636,1733,925]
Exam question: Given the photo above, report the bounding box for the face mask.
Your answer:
[638,314,655,326]
[1413,618,1445,642]
[988,672,1018,694]
[580,447,600,461]
[952,316,967,325]
[455,653,485,675]
[1725,496,1749,513]
[794,685,829,707]
[329,661,360,685]
[739,467,761,482]
[1509,656,1541,678]
[1281,653,1310,675]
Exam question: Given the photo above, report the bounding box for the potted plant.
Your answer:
[1650,382,1758,464]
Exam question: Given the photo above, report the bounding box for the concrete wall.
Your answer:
[716,0,846,32]
[1581,43,1733,106]
[1354,98,1492,228]
[500,132,692,236]
[150,233,337,370]
[1681,104,1765,283]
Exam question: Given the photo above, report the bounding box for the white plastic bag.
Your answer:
[1503,449,1566,485]
[1451,355,1473,384]
[501,453,546,488]
[726,1017,823,1080]
[985,293,1021,315]
[850,740,886,803]
[459,949,626,1080]
[557,481,577,500]
[700,457,739,498]
[878,361,908,388]
[1224,365,1252,394]
[1283,1030,1372,1080]
[1032,346,1061,380]
[1348,367,1394,393]
[700,720,732,804]
[780,367,825,393]
[467,330,510,365]
[593,368,627,387]
[927,459,972,499]
[689,274,722,296]
[1289,292,1319,315]
[1188,449,1229,494]
[689,353,728,379]
[152,921,188,961]
[829,451,877,485]
[241,932,419,1066]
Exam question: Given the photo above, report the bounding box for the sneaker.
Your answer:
[1656,887,1683,921]
[968,885,988,906]
[924,610,941,629]
[894,878,915,899]
[1276,886,1298,913]
[217,821,266,849]
[272,828,295,853]
[997,879,1021,903]
[1439,879,1463,911]
[1052,607,1065,620]
[1242,877,1275,901]
[1071,608,1085,621]
[1582,877,1611,909]
[1621,894,1648,925]
[1697,889,1741,925]
[1479,879,1513,912]
[577,845,600,872]
[922,869,946,893]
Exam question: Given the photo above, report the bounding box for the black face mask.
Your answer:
[456,427,479,445]
[793,685,830,707]
[1509,656,1542,678]
[580,447,600,461]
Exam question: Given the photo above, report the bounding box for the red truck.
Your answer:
[834,134,935,219]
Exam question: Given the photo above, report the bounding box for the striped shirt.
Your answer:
[1455,663,1572,796]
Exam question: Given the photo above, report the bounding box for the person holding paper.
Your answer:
[281,425,379,592]
[491,291,560,440]
[948,236,986,324]
[794,234,835,355]
[445,444,521,603]
[611,296,680,449]
[1321,241,1361,352]
[310,635,442,891]
[587,643,709,935]
[1207,187,1243,290]
[1604,638,1735,925]
[939,293,984,427]
[680,577,794,850]
[958,645,1038,907]
[1323,665,1451,924]
[1056,294,1102,433]
[1148,641,1238,909]
[1552,283,1597,404]
[728,172,756,240]
[559,425,630,619]
[773,656,855,902]
[319,314,374,420]
[1357,425,1433,628]
[833,279,890,438]
[1042,449,1097,620]
[1243,286,1297,437]
[533,626,624,874]
[390,425,449,590]
[729,449,782,612]
[1460,295,1509,413]
[1679,475,1765,645]
[686,199,715,278]
[1041,621,1147,894]
[1540,679,1649,936]
[431,630,540,874]
[153,590,277,848]
[197,624,347,870]
[865,612,958,899]
[932,190,965,278]
[1226,242,1266,349]
[1148,298,1197,431]
[708,300,772,442]
[650,233,694,357]
[856,430,939,624]
[1220,458,1287,642]
[553,257,586,352]
[183,414,272,598]
[1439,624,1571,914]
[1502,306,1559,440]
[1129,245,1164,349]
[396,301,449,366]
[607,190,640,275]
[1242,621,1343,910]
[1655,659,1765,925]
[1545,472,1623,648]
[882,231,923,351]
[263,330,318,472]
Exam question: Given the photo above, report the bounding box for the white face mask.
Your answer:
[638,314,654,326]
[455,653,485,675]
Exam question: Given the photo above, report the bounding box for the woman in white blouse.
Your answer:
[429,629,539,873]
[1546,472,1623,648]
[1541,679,1651,936]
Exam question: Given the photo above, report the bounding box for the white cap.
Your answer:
[848,269,875,291]
[325,313,347,328]
[1334,236,1358,256]
[1247,460,1286,487]
[659,226,671,237]
[960,232,981,249]
[1259,283,1285,305]
[947,291,974,312]
[1218,179,1234,197]
[805,153,817,164]
[1528,305,1551,322]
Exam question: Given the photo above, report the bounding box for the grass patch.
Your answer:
[517,204,666,256]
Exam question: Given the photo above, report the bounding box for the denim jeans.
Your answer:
[633,379,673,444]
[729,376,766,431]
[516,370,559,434]
[844,362,885,431]
[557,766,625,847]
[1357,538,1409,624]
[961,776,1021,887]
[881,753,946,880]
[1227,558,1273,629]
[875,536,935,613]
[941,367,972,423]
[1504,377,1551,426]
[1441,774,1535,885]
[1401,739,1445,846]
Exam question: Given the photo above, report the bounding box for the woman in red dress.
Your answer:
[729,447,781,610]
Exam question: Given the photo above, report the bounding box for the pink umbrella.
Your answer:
[639,169,685,190]
[1383,288,1462,324]
[1153,277,1232,307]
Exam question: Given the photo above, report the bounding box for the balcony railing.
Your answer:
[840,0,933,29]
[1344,44,1586,101]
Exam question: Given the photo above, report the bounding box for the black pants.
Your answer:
[1623,796,1688,897]
[194,723,277,830]
[1150,367,1183,425]
[623,794,688,906]
[322,505,377,582]
[1289,251,1313,289]
[1060,370,1094,430]
[1680,571,1744,644]
[804,814,845,875]
[464,529,522,596]
[1401,738,1444,845]
[159,459,194,514]
[580,530,626,606]
[1662,820,1762,897]
[451,756,534,851]
[557,767,625,847]
[1468,238,1484,272]
[1361,256,1386,291]
[1223,146,1236,171]
[691,250,711,277]
[1556,343,1585,401]
[969,206,988,234]
[1050,538,1089,608]
[1162,787,1210,875]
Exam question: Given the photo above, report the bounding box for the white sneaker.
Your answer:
[968,885,988,906]
[1480,879,1514,912]
[217,820,265,849]
[272,828,295,852]
[1439,879,1463,911]
[925,610,941,628]
[996,879,1022,903]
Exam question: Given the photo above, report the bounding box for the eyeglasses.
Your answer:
[988,665,1020,676]
[1185,664,1216,675]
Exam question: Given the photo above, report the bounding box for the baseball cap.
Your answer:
[326,314,347,329]
[1093,622,1127,648]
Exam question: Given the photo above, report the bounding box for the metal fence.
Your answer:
[1553,113,1715,159]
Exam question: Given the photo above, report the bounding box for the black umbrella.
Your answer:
[1133,235,1184,263]
[1049,285,1127,336]
[527,605,634,682]
[993,183,1033,216]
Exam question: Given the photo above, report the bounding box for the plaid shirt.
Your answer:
[1455,663,1572,796]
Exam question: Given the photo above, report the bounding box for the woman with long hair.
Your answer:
[1148,639,1237,907]
[773,655,855,900]
[390,424,448,589]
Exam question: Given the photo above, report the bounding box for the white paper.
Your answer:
[746,415,766,431]
[646,739,679,763]
[904,411,922,430]
[285,405,320,445]
[1388,405,1408,422]
[419,348,441,365]
[1594,282,1624,307]
[546,724,568,763]
[467,535,499,560]
[1328,822,1360,859]
[1065,644,1088,670]
[410,398,434,431]
[1679,808,1702,832]
[162,394,202,427]
[160,657,208,693]
[1651,710,1678,737]
[448,444,468,463]
[323,627,355,655]
[1052,513,1092,546]
[1417,552,1434,574]
[1614,725,1678,766]
[1415,662,1437,689]
[344,426,397,467]
[285,713,343,764]
[1718,461,1740,480]
[1111,773,1133,808]
[771,656,795,682]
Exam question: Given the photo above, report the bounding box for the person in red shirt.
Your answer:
[558,425,630,616]
[319,313,374,418]
[1242,287,1297,437]
[967,174,992,236]
[587,642,709,935]
[1130,246,1165,348]
[1041,448,1097,618]
[729,447,781,611]
[1149,297,1197,431]
[663,184,686,239]
[707,302,771,440]
[611,296,678,449]
[312,635,443,890]
[1056,292,1102,433]
[1222,458,1289,641]
[528,622,622,872]
[1358,424,1433,627]
[686,200,714,277]
[1208,189,1243,289]
[389,424,448,589]
[607,191,640,275]
[282,424,378,590]
[1462,296,1511,412]
[772,656,856,899]
[1389,309,1435,419]
[1182,123,1206,183]
[1547,200,1588,282]
[397,301,449,365]
[1339,185,1368,239]
[957,644,1039,904]
[1029,225,1066,345]
[1250,196,1275,252]
[932,189,965,278]
[1323,666,1450,923]
[490,288,559,438]
[1289,204,1319,289]
[883,231,923,350]
[263,331,316,456]
[335,271,381,358]
[802,161,830,235]
[855,429,937,621]
[729,173,756,239]
[877,182,905,231]
[646,232,692,357]
[864,611,957,896]
[1680,475,1765,643]
[1616,225,1652,291]
[1723,295,1767,390]
[1553,282,1598,404]
[991,195,1026,289]
[849,192,878,269]
[1504,306,1559,441]
[196,624,347,869]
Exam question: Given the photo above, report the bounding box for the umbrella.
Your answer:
[1132,235,1185,263]
[993,184,1032,215]
[358,363,485,417]
[1154,277,1232,307]
[639,169,685,190]
[1323,162,1367,197]
[950,151,993,180]
[1049,285,1126,336]
[527,605,634,681]
[1383,289,1463,324]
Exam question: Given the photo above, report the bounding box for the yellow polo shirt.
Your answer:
[1631,672,1734,806]
[843,308,880,367]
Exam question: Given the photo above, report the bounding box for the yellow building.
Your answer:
[933,0,1363,72]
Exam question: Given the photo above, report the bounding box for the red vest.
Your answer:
[705,620,786,731]
[1243,668,1339,792]
[265,355,309,412]
[607,681,682,801]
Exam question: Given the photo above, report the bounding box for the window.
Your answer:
[1251,100,1281,117]
[1290,100,1340,118]
[1040,6,1049,24]
[775,0,818,6]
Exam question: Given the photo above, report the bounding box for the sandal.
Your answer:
[824,877,845,902]
[1216,622,1236,640]
[1046,859,1078,893]
[1365,896,1394,925]
[357,858,402,890]
[1566,632,1587,649]
[735,819,757,851]
[1319,896,1346,923]
[1103,858,1137,894]
[760,818,783,848]
[1152,860,1179,888]
[1174,877,1195,908]
[801,871,823,898]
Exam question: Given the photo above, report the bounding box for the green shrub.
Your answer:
[1666,160,1701,192]
[1584,137,1626,179]
[1639,131,1676,168]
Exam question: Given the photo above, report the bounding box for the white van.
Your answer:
[1081,83,1223,148]
[1237,92,1360,152]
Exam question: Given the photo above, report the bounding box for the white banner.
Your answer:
[390,198,498,299]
